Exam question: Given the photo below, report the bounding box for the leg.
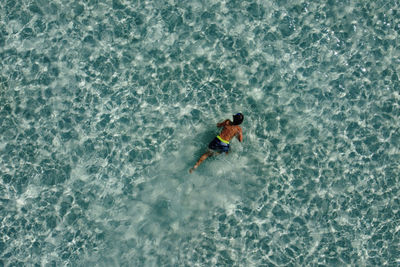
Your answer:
[190,150,213,173]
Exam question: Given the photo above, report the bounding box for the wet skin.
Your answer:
[190,119,242,173]
[216,119,243,143]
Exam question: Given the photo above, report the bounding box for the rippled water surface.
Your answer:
[1,0,400,266]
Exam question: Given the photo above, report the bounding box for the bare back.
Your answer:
[217,119,243,142]
[189,117,243,173]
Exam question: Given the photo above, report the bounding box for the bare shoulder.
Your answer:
[218,119,231,127]
[225,119,232,126]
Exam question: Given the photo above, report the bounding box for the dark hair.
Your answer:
[232,113,244,125]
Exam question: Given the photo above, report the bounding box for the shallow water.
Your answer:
[1,0,399,266]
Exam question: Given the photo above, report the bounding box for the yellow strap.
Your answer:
[217,135,229,144]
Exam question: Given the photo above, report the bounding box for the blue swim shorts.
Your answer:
[208,136,230,152]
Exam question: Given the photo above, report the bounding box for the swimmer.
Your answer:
[190,113,244,173]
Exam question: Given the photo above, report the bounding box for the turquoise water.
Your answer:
[1,0,399,266]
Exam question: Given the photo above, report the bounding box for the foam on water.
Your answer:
[1,0,400,266]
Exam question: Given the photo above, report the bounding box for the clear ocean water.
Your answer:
[1,0,399,266]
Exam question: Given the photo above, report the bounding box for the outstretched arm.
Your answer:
[237,127,243,142]
[217,119,230,127]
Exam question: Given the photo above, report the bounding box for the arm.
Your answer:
[237,127,243,142]
[217,119,230,127]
